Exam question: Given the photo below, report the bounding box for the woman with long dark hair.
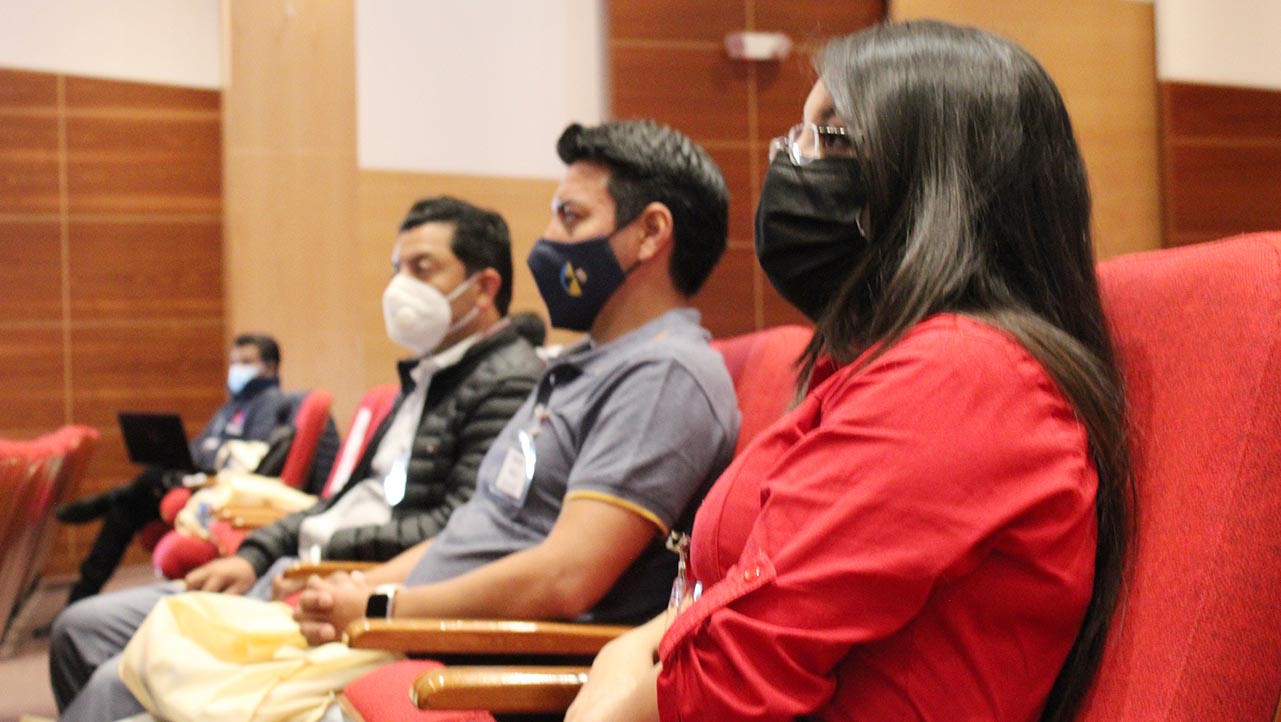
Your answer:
[566,20,1133,722]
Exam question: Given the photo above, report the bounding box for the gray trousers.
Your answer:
[50,558,294,722]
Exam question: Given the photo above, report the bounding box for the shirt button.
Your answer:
[743,566,760,581]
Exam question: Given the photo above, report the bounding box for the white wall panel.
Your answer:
[0,0,220,88]
[356,0,605,179]
[1156,0,1281,90]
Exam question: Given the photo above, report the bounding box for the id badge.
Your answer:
[493,429,537,503]
[383,449,409,505]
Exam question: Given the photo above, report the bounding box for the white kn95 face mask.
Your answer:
[381,273,478,356]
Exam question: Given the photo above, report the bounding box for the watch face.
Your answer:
[365,592,391,619]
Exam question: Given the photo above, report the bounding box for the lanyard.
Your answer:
[666,530,703,619]
[517,364,577,483]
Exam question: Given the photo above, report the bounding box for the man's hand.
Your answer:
[293,571,373,646]
[184,555,258,595]
[271,573,306,601]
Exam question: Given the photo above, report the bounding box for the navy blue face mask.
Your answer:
[527,233,629,332]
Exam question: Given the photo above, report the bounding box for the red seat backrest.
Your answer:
[1079,232,1281,720]
[712,325,812,456]
[279,388,334,489]
[321,384,400,498]
[0,425,99,642]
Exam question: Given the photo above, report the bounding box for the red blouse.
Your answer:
[657,315,1097,721]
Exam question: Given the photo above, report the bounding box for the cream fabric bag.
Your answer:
[213,439,272,474]
[174,472,318,540]
[119,592,397,722]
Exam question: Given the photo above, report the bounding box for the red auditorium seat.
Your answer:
[151,385,397,580]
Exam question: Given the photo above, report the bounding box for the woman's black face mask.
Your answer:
[754,155,868,321]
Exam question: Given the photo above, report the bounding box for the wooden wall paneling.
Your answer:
[1162,82,1281,139]
[223,0,363,427]
[0,220,62,321]
[754,53,821,149]
[62,73,224,573]
[69,220,223,320]
[65,118,220,215]
[754,0,886,46]
[0,69,60,214]
[702,144,756,247]
[221,3,356,154]
[69,321,226,482]
[65,77,221,215]
[890,0,1161,258]
[0,68,58,107]
[1160,82,1281,247]
[0,67,225,574]
[64,76,220,114]
[223,149,361,413]
[0,328,67,440]
[609,0,882,336]
[0,115,61,215]
[1164,144,1281,242]
[692,246,760,337]
[609,1,746,42]
[610,44,752,143]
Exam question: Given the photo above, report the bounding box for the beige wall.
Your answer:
[891,0,1162,258]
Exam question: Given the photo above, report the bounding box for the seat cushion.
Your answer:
[343,660,495,722]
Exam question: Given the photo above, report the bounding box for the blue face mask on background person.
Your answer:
[226,362,259,395]
[527,234,630,332]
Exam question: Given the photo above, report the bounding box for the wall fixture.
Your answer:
[724,31,792,62]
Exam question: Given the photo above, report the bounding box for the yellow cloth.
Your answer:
[119,592,397,722]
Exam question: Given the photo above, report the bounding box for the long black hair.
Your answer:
[811,21,1134,722]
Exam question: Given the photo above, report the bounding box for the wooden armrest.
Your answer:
[412,665,588,712]
[279,560,379,581]
[345,618,631,655]
[218,505,289,528]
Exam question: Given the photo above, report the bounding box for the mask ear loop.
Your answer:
[445,272,480,302]
[446,273,483,334]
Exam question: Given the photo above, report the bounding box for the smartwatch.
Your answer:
[365,584,401,619]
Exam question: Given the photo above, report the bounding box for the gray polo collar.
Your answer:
[557,308,705,373]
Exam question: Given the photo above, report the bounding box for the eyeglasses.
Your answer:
[768,122,855,165]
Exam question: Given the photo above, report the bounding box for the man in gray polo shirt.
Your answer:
[292,119,739,641]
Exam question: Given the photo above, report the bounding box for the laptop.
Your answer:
[117,412,198,472]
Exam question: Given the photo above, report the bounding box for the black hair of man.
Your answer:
[233,333,280,372]
[399,196,514,315]
[556,120,729,297]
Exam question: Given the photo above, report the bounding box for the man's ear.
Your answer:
[634,202,675,262]
[473,268,504,311]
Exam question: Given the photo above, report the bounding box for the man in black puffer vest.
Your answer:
[50,197,545,719]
